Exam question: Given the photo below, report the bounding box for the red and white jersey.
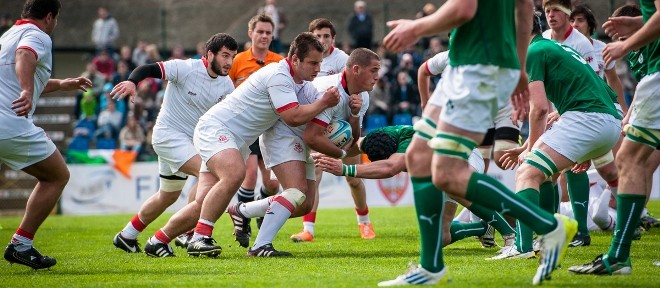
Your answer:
[311,72,369,128]
[318,47,348,77]
[424,51,450,76]
[543,27,598,72]
[592,39,615,79]
[153,58,234,140]
[199,59,300,145]
[0,20,53,139]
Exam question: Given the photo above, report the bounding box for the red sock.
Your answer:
[195,220,214,237]
[303,212,317,223]
[356,206,369,216]
[15,227,34,240]
[131,214,147,232]
[154,229,171,244]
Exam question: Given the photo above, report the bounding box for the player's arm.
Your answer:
[279,86,340,127]
[346,93,364,145]
[303,121,346,159]
[603,1,660,65]
[511,0,533,120]
[12,48,39,117]
[604,67,627,113]
[383,0,477,52]
[316,153,406,179]
[109,63,163,102]
[526,81,550,151]
[417,61,432,110]
[43,77,93,94]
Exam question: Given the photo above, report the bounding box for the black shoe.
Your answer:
[173,232,192,249]
[144,239,175,257]
[4,244,56,269]
[227,202,251,248]
[247,243,292,257]
[113,232,142,253]
[640,216,660,231]
[632,227,642,240]
[568,254,632,275]
[187,236,221,257]
[568,232,591,247]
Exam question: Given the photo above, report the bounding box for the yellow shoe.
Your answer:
[290,230,314,242]
[359,223,376,239]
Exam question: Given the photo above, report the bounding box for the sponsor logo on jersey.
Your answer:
[218,135,228,143]
[188,91,197,96]
[294,142,303,153]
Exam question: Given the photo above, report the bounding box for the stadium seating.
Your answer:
[392,113,413,126]
[365,114,388,134]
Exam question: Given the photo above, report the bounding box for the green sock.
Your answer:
[449,221,486,244]
[566,171,590,235]
[465,172,556,235]
[514,188,539,253]
[468,202,515,236]
[539,181,556,214]
[607,194,646,262]
[411,176,445,273]
[553,184,560,213]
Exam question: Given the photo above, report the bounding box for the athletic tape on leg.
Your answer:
[428,132,478,160]
[413,117,437,140]
[592,150,614,169]
[524,149,559,178]
[160,177,187,192]
[623,124,660,148]
[280,188,306,207]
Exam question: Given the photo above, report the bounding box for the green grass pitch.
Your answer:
[1,201,659,287]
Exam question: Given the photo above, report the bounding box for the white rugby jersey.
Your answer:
[424,51,449,76]
[543,27,598,72]
[0,20,53,139]
[592,39,615,79]
[318,47,348,77]
[200,59,299,145]
[311,72,369,127]
[153,58,234,140]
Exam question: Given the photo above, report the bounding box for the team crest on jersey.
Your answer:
[377,172,409,205]
[218,135,229,143]
[217,94,227,103]
[188,91,197,96]
[294,142,303,153]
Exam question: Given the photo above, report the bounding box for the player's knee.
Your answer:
[515,164,546,185]
[158,190,182,205]
[345,176,363,189]
[280,188,306,207]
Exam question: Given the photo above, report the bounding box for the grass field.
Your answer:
[1,201,659,287]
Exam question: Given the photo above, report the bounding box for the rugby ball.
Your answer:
[324,120,352,148]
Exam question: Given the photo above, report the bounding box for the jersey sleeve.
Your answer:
[526,45,546,82]
[576,42,598,72]
[159,59,194,83]
[17,29,51,61]
[426,51,449,75]
[268,73,299,113]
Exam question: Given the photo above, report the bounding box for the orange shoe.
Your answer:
[290,230,314,242]
[359,223,376,239]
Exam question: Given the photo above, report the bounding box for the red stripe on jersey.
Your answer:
[157,62,166,79]
[276,102,299,113]
[285,58,295,77]
[329,46,335,55]
[17,46,38,60]
[273,195,296,213]
[563,26,573,40]
[340,71,350,95]
[311,118,329,128]
[202,56,209,68]
[424,62,434,76]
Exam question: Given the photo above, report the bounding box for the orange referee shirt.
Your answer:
[229,49,284,87]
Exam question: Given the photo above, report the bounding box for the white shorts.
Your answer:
[613,103,624,119]
[0,125,57,170]
[193,118,250,173]
[630,72,660,129]
[260,122,315,181]
[437,65,520,133]
[492,102,519,131]
[152,128,198,178]
[540,111,621,163]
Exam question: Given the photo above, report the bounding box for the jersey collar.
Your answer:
[340,71,350,95]
[285,58,295,78]
[15,19,42,30]
[201,56,209,68]
[563,26,573,40]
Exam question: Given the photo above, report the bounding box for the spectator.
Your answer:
[132,40,149,66]
[258,0,286,54]
[367,77,391,118]
[80,90,98,120]
[81,62,106,96]
[0,13,11,36]
[91,7,119,54]
[347,0,373,49]
[375,42,395,80]
[117,45,136,71]
[112,60,131,85]
[145,44,162,64]
[422,37,444,61]
[389,70,419,116]
[415,3,437,50]
[91,48,115,81]
[168,44,186,60]
[95,99,123,139]
[191,41,205,59]
[119,116,145,153]
[392,53,417,85]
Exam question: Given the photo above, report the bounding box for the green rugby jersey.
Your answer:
[641,0,660,74]
[366,125,415,153]
[527,34,621,119]
[627,48,647,82]
[449,0,519,69]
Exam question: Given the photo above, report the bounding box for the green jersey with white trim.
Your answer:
[641,0,660,74]
[527,35,620,119]
[449,0,519,69]
[366,125,414,154]
[627,48,647,82]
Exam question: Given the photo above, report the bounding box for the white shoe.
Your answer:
[378,264,450,286]
[486,245,535,260]
[533,214,578,285]
[496,233,516,254]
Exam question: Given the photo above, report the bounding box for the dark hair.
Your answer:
[248,14,274,31]
[612,4,642,17]
[362,131,398,161]
[21,0,61,19]
[206,33,238,55]
[532,10,545,35]
[346,48,380,68]
[570,5,597,36]
[288,32,324,60]
[308,18,336,37]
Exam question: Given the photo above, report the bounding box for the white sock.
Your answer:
[149,236,163,245]
[357,213,370,225]
[303,222,315,235]
[120,222,140,239]
[191,219,215,242]
[252,196,294,249]
[240,196,273,218]
[10,234,33,252]
[454,207,471,222]
[593,190,613,230]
